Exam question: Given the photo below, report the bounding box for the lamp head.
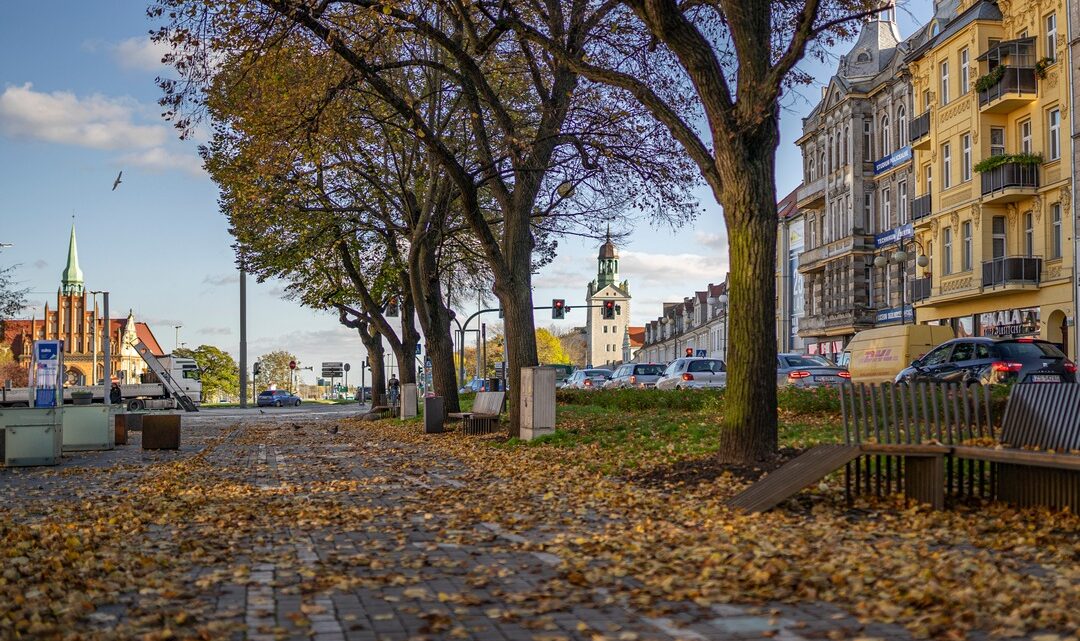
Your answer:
[916,254,930,267]
[873,255,888,268]
[892,249,909,263]
[718,294,729,305]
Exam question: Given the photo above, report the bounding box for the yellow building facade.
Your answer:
[907,0,1074,356]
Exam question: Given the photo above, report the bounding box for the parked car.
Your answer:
[894,337,1077,386]
[777,353,850,387]
[458,378,487,394]
[655,358,727,390]
[604,363,667,389]
[564,369,613,390]
[257,390,302,407]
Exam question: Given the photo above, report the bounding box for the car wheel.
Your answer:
[295,400,301,406]
[275,400,282,407]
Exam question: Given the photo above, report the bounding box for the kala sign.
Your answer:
[873,145,912,174]
[979,307,1040,337]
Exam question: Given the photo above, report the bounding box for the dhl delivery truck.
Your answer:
[840,325,956,383]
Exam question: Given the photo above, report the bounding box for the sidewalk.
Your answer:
[0,417,1070,641]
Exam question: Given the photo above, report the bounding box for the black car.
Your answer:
[894,337,1077,385]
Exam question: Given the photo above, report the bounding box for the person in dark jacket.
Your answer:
[109,382,122,405]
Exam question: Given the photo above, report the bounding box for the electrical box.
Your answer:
[62,405,114,452]
[520,367,556,441]
[2,407,63,466]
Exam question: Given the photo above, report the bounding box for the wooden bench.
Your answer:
[448,391,505,435]
[952,383,1080,511]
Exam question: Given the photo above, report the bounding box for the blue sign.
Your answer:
[34,340,61,361]
[415,344,422,355]
[873,145,912,174]
[874,222,914,248]
[695,349,706,357]
[874,305,915,324]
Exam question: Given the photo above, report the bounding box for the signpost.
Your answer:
[321,362,344,399]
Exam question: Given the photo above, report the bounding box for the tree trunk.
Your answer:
[410,232,461,413]
[358,328,387,404]
[494,269,538,438]
[714,131,779,464]
[393,283,421,386]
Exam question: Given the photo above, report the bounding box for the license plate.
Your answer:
[1030,375,1060,383]
[814,376,836,382]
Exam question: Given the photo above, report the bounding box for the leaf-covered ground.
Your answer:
[0,407,1077,641]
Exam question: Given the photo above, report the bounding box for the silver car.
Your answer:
[655,358,727,390]
[565,368,613,390]
[776,353,850,387]
[603,363,667,389]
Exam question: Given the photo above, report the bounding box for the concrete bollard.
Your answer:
[400,383,418,419]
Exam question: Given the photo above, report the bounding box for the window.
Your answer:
[943,226,953,274]
[962,133,972,181]
[881,114,891,156]
[950,342,974,362]
[863,120,873,160]
[820,151,827,176]
[899,181,908,224]
[844,126,850,164]
[603,325,608,333]
[924,164,932,195]
[881,188,891,230]
[1046,13,1057,60]
[1024,212,1034,256]
[942,142,952,189]
[960,48,970,94]
[923,89,931,112]
[922,343,953,366]
[897,106,907,145]
[991,127,1005,156]
[863,193,873,232]
[1049,109,1061,160]
[1020,119,1032,154]
[806,156,815,182]
[940,61,950,105]
[1051,203,1062,258]
[992,216,1007,258]
[962,221,972,271]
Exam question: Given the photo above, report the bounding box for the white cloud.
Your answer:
[110,37,172,72]
[619,250,727,288]
[119,147,204,177]
[198,326,232,336]
[32,259,48,270]
[0,83,167,150]
[202,274,240,287]
[694,231,728,252]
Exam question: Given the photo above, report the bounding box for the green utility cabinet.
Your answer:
[62,405,114,452]
[2,407,64,467]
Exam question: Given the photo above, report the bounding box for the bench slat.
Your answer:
[952,446,1080,471]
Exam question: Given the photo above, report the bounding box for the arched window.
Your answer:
[881,114,891,156]
[806,156,815,182]
[820,151,826,177]
[897,106,907,148]
[844,126,850,164]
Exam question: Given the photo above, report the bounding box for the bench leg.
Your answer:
[904,455,945,510]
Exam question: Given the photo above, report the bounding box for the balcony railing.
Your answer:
[911,277,932,302]
[978,66,1037,108]
[910,111,930,142]
[980,162,1039,196]
[982,256,1042,288]
[797,176,826,207]
[798,308,876,333]
[911,194,932,221]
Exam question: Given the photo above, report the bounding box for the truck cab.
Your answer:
[142,355,203,403]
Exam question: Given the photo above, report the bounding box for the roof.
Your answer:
[61,222,84,294]
[906,0,1001,62]
[0,318,165,358]
[598,224,618,259]
[777,186,800,220]
[627,326,645,348]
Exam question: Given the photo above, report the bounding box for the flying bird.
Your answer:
[112,171,123,191]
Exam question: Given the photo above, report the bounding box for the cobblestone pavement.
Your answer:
[0,416,1062,641]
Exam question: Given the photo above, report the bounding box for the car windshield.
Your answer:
[994,341,1065,359]
[584,370,611,378]
[783,355,833,368]
[687,359,725,373]
[634,365,665,376]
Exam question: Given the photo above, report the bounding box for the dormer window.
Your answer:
[857,51,871,63]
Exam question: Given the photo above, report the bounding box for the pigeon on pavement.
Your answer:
[328,425,339,434]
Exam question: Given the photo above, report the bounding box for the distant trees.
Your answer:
[0,264,27,318]
[173,345,239,402]
[255,350,298,392]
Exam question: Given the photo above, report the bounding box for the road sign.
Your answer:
[321,361,344,377]
[415,344,422,355]
[695,349,706,357]
[343,363,351,372]
[289,360,297,370]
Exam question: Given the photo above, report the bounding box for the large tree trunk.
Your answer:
[714,129,779,464]
[358,327,387,404]
[390,277,421,386]
[494,260,538,439]
[410,234,461,413]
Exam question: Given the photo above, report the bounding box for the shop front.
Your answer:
[922,304,1071,354]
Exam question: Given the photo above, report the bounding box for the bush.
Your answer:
[777,385,841,415]
[556,388,724,411]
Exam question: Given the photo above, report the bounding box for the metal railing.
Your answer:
[981,256,1042,288]
[911,194,932,221]
[797,176,825,204]
[910,110,930,142]
[980,162,1039,196]
[978,66,1037,107]
[911,277,932,302]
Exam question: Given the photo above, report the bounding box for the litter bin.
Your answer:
[424,396,444,434]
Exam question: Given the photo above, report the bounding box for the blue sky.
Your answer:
[0,1,930,382]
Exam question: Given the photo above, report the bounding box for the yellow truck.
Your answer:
[840,325,956,383]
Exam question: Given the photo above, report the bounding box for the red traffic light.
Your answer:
[289,360,297,370]
[555,300,564,308]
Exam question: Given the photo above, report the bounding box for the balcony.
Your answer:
[798,308,876,335]
[982,256,1042,289]
[978,66,1037,113]
[911,277,932,303]
[911,194,932,222]
[980,161,1039,203]
[798,234,875,273]
[797,176,825,209]
[910,111,931,149]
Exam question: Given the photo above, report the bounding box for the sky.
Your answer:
[0,0,931,383]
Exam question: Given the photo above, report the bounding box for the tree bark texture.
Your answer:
[358,327,387,404]
[410,232,461,413]
[395,289,421,386]
[494,259,539,439]
[714,125,780,464]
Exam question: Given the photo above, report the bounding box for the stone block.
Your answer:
[142,415,181,450]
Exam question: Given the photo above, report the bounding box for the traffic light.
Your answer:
[552,299,566,319]
[601,300,615,319]
[685,347,693,357]
[253,362,261,376]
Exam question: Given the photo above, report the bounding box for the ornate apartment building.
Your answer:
[907,0,1074,354]
[796,7,921,358]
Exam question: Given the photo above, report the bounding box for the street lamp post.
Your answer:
[873,238,929,325]
[173,325,182,352]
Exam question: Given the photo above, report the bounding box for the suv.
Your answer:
[257,390,302,407]
[894,337,1077,385]
[655,358,727,390]
[604,363,666,389]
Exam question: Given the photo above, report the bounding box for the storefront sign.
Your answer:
[979,307,1040,337]
[873,146,912,174]
[874,223,914,248]
[874,305,914,324]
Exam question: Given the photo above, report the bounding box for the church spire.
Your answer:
[61,220,85,295]
[597,225,619,288]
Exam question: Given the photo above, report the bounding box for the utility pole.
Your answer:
[102,292,111,385]
[480,323,487,380]
[173,325,182,352]
[239,265,248,408]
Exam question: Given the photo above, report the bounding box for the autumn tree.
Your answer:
[1,264,27,318]
[255,350,298,392]
[536,328,570,365]
[514,0,878,462]
[152,0,697,436]
[174,345,239,402]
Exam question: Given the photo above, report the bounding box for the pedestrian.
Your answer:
[388,374,400,406]
[109,382,122,405]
